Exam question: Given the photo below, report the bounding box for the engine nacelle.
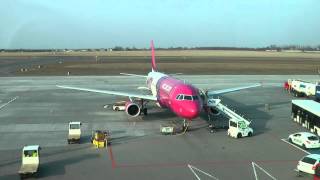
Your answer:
[125,102,140,117]
[209,107,221,116]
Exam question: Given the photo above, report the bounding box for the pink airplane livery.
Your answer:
[58,41,260,126]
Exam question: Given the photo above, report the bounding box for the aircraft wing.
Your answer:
[120,73,147,78]
[57,85,157,101]
[207,83,261,96]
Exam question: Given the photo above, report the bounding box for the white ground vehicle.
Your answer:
[289,79,318,97]
[18,145,41,178]
[227,118,253,138]
[288,132,320,149]
[68,121,81,144]
[112,101,126,111]
[297,154,320,175]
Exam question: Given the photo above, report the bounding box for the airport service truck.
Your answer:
[18,145,40,178]
[228,118,253,138]
[67,121,81,144]
[286,79,319,97]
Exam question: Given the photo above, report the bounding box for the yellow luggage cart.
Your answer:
[91,130,111,148]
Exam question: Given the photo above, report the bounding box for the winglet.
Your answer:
[151,40,157,72]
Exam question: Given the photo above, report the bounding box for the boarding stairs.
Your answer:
[207,98,251,126]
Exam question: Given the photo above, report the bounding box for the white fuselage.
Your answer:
[147,71,168,97]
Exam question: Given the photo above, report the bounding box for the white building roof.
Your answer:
[69,122,81,125]
[292,100,320,117]
[23,145,40,151]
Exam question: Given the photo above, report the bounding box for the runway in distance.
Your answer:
[57,41,260,124]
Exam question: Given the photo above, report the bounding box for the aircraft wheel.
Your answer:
[143,108,148,115]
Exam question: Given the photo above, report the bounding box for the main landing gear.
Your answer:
[139,99,148,116]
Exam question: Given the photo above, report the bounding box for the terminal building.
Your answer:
[292,100,320,135]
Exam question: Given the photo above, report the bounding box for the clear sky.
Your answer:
[1,0,319,49]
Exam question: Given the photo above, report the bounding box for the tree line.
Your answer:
[1,44,320,52]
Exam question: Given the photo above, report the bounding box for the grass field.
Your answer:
[1,50,320,58]
[1,50,320,76]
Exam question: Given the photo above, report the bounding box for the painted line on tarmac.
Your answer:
[0,96,19,110]
[108,145,117,168]
[252,162,277,180]
[281,138,310,155]
[187,164,219,180]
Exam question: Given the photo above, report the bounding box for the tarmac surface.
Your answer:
[0,75,319,179]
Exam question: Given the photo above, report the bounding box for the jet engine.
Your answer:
[125,102,141,117]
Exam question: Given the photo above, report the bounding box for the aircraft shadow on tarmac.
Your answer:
[109,135,145,145]
[139,108,178,121]
[39,146,97,178]
[37,154,100,178]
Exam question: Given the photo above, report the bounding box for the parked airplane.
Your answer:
[57,41,260,127]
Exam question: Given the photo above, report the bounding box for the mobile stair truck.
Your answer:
[207,98,253,138]
[68,122,82,144]
[18,145,41,178]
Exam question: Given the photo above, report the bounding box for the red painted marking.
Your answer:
[108,145,117,168]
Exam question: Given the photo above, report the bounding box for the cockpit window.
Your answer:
[176,94,199,101]
[184,95,192,100]
[176,95,181,100]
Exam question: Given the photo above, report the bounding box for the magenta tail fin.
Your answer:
[151,40,157,72]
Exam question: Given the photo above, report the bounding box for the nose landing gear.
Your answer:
[182,119,190,132]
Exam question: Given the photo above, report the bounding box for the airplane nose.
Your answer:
[185,103,201,119]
